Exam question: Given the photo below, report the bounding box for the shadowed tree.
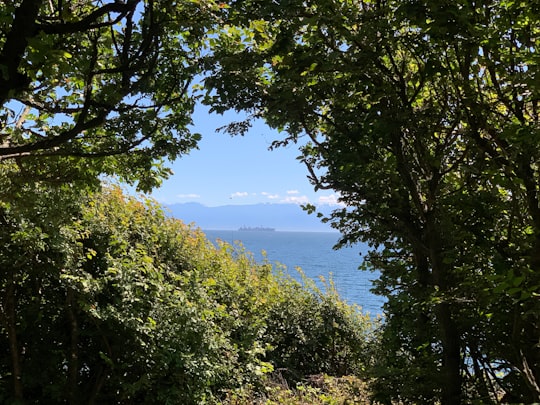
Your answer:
[0,0,224,190]
[203,0,540,403]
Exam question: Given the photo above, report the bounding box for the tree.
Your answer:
[204,0,540,403]
[0,0,222,190]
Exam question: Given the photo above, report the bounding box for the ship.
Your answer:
[238,226,276,232]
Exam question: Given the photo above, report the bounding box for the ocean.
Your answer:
[203,230,384,315]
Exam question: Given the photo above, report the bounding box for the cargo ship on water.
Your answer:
[238,226,275,232]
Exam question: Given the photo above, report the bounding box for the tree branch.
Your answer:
[0,0,41,104]
[0,112,107,159]
[37,1,138,35]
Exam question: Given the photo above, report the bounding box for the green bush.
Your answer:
[262,272,374,381]
[0,185,375,404]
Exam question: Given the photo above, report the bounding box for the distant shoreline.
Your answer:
[166,202,337,233]
[203,228,340,234]
[238,226,275,232]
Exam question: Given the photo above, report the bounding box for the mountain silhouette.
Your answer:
[166,203,336,232]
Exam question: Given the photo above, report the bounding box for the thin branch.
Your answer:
[0,111,107,158]
[37,1,138,35]
[302,159,333,190]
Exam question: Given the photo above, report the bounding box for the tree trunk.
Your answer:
[516,159,540,399]
[427,218,462,405]
[0,0,41,104]
[436,301,462,405]
[4,278,24,402]
[66,289,79,405]
[412,249,438,400]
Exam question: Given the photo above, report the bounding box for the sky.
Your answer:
[150,105,343,208]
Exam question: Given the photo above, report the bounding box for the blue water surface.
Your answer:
[203,230,384,315]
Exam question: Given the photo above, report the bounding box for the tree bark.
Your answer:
[0,0,41,104]
[66,289,79,405]
[435,302,462,405]
[3,277,24,402]
[514,156,540,399]
[427,217,462,405]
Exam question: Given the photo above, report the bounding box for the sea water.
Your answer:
[203,230,384,315]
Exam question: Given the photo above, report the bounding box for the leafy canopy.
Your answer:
[0,0,224,190]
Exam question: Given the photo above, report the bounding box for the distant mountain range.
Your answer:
[165,202,337,232]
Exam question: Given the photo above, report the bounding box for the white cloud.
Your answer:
[281,195,310,205]
[230,191,249,198]
[176,193,201,199]
[318,194,345,207]
[286,190,300,195]
[261,191,280,199]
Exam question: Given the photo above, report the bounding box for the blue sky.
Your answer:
[151,105,343,208]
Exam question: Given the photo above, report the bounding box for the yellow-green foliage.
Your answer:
[0,185,375,404]
[219,374,372,405]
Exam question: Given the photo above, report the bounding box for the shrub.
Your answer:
[0,185,375,404]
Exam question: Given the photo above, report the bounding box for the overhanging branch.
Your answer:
[37,1,138,35]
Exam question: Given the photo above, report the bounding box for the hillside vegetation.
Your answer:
[0,182,376,404]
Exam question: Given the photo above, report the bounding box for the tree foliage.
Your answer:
[0,0,223,190]
[204,0,540,403]
[0,180,374,404]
